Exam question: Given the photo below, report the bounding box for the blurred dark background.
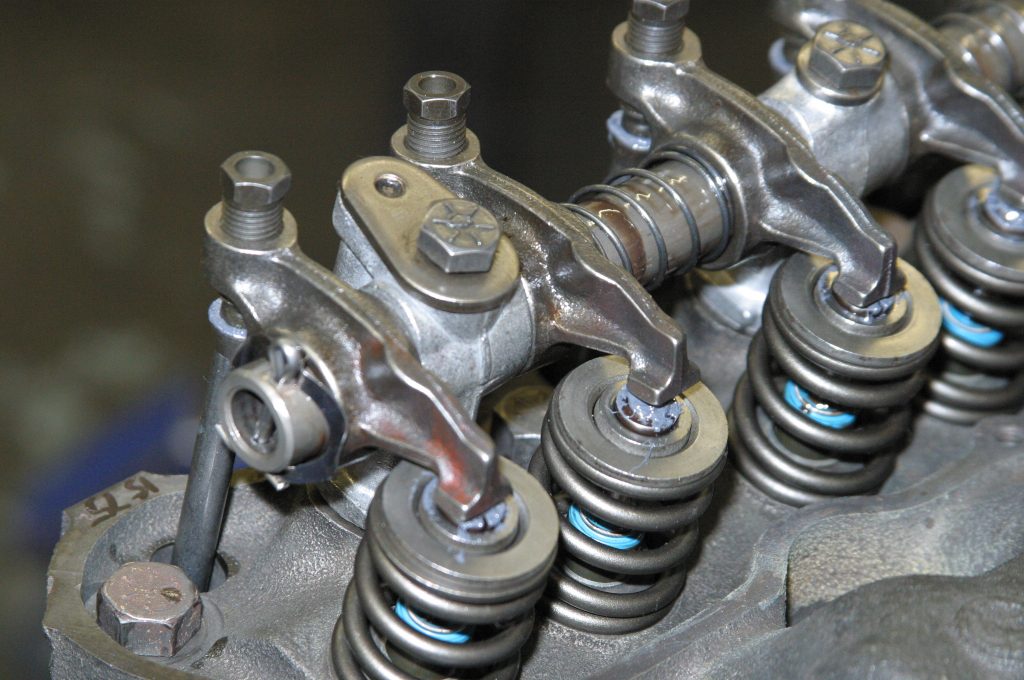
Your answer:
[0,1,942,676]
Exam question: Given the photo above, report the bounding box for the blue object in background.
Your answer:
[20,379,197,556]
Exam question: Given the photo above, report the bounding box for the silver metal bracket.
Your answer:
[391,128,697,404]
[607,22,900,308]
[203,202,507,521]
[774,0,1024,202]
[341,157,521,313]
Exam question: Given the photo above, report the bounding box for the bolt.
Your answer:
[96,562,202,657]
[626,0,689,58]
[801,21,887,100]
[613,385,683,436]
[417,199,500,273]
[402,71,471,159]
[219,151,292,241]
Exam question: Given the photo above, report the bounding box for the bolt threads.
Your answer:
[626,15,684,58]
[221,201,284,241]
[405,113,468,159]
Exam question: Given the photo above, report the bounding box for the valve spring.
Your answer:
[729,255,935,507]
[333,462,555,680]
[529,433,712,634]
[527,357,727,635]
[564,147,731,288]
[335,537,533,679]
[915,212,1024,426]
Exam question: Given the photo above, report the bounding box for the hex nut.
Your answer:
[630,0,689,23]
[96,562,203,657]
[806,21,887,93]
[220,151,292,210]
[490,384,553,467]
[403,71,471,121]
[418,199,501,274]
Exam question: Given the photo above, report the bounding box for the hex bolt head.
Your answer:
[806,21,888,93]
[402,72,471,122]
[418,199,501,274]
[96,562,202,657]
[630,0,689,24]
[220,151,292,210]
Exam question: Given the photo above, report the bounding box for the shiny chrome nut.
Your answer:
[806,21,887,93]
[417,199,500,274]
[219,151,292,210]
[402,71,471,122]
[96,562,202,657]
[630,0,689,23]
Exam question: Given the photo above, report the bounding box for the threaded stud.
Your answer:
[625,0,689,58]
[219,151,291,241]
[402,71,471,159]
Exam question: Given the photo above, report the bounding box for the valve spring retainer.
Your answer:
[333,461,557,680]
[915,165,1024,425]
[729,253,941,507]
[529,356,727,635]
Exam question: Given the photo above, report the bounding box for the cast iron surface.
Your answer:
[44,394,1024,678]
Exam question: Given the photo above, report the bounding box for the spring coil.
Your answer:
[530,432,713,634]
[528,356,727,635]
[333,462,556,680]
[563,147,732,288]
[729,254,938,507]
[915,215,1024,425]
[912,165,1024,425]
[334,534,533,679]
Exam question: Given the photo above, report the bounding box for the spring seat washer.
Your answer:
[333,460,558,680]
[729,253,941,507]
[915,165,1024,425]
[529,356,727,635]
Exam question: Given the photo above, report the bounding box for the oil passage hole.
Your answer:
[374,173,406,198]
[234,156,275,179]
[418,74,456,95]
